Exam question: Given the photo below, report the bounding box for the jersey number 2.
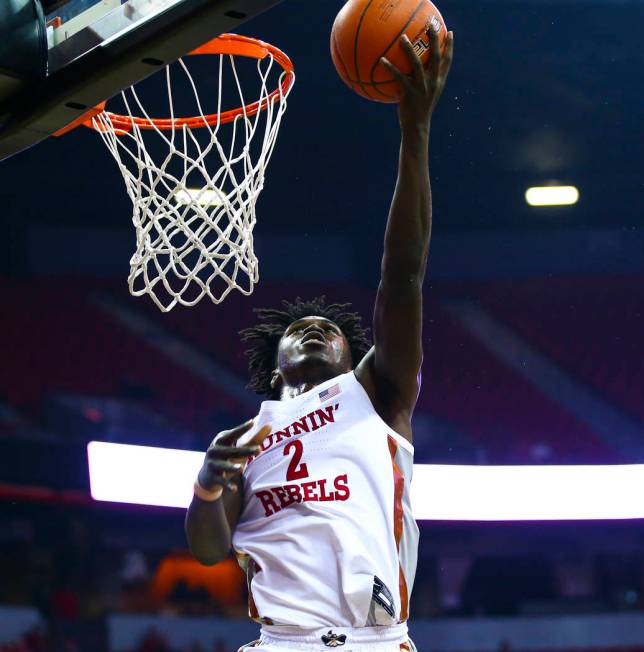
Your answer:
[284,440,309,481]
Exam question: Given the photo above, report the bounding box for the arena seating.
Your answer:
[418,303,617,463]
[0,278,244,435]
[0,276,630,463]
[477,278,644,426]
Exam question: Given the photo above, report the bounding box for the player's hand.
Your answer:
[380,28,454,128]
[197,420,271,494]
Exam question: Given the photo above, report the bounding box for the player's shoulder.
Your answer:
[354,349,414,444]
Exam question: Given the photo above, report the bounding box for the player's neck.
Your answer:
[278,369,344,400]
[279,382,320,400]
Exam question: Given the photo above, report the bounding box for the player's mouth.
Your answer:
[301,331,326,345]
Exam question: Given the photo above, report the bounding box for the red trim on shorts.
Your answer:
[388,435,409,622]
[247,558,261,620]
[248,588,259,620]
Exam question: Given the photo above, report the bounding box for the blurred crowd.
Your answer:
[2,506,644,652]
[0,625,235,652]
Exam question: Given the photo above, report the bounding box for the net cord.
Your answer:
[92,51,291,311]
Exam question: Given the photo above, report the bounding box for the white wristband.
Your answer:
[193,480,223,502]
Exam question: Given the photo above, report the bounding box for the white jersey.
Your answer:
[232,370,419,630]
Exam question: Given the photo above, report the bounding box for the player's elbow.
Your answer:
[380,262,425,288]
[185,531,230,566]
[381,250,428,284]
[194,553,227,567]
[189,546,229,566]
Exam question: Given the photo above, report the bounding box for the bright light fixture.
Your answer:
[525,185,579,206]
[173,188,224,206]
[88,441,202,509]
[411,464,644,520]
[87,442,644,520]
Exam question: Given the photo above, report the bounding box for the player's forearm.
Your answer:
[185,496,232,565]
[381,123,432,282]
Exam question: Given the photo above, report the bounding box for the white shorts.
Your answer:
[237,623,417,652]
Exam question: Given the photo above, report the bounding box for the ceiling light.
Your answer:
[525,185,579,207]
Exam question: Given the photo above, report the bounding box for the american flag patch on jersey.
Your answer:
[319,383,341,401]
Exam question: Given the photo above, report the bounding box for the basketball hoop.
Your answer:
[68,34,294,312]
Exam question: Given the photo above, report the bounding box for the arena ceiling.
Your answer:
[1,0,641,233]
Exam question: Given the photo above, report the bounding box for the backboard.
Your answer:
[0,0,284,161]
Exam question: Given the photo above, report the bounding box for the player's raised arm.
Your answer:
[368,29,453,421]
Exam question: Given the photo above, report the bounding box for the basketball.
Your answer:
[330,0,448,103]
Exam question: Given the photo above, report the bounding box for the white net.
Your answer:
[92,39,294,312]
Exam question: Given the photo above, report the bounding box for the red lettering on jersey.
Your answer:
[284,439,309,481]
[255,475,351,517]
[255,490,281,516]
[246,404,340,457]
[272,486,295,509]
[306,411,320,431]
[301,480,319,501]
[284,484,302,503]
[317,478,335,501]
[315,406,336,427]
[333,474,350,501]
[291,417,310,436]
[273,429,292,444]
[260,433,274,452]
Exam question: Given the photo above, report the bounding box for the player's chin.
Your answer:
[297,345,334,364]
[296,352,350,379]
[298,347,330,362]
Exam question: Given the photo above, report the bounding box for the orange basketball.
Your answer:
[330,0,448,103]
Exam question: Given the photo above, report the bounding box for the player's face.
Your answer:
[277,316,352,376]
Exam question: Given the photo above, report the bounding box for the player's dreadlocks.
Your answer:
[240,296,372,398]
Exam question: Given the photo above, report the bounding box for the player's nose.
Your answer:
[303,324,324,335]
[301,324,326,341]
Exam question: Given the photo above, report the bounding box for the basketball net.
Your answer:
[89,35,294,312]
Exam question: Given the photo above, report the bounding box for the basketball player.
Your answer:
[186,27,454,652]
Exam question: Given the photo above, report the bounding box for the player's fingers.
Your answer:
[439,31,454,78]
[203,459,248,491]
[246,424,272,450]
[380,57,408,86]
[207,444,261,459]
[426,27,441,80]
[400,35,424,82]
[229,456,251,467]
[210,419,255,447]
[205,472,238,492]
[205,459,244,475]
[431,33,453,102]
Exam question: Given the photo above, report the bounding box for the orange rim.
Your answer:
[75,34,294,134]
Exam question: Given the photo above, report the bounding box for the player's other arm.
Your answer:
[185,422,267,565]
[362,30,454,424]
[186,478,242,565]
